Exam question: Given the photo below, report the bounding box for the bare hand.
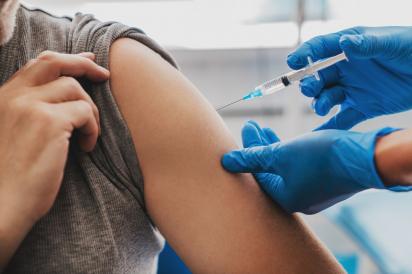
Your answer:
[0,51,109,268]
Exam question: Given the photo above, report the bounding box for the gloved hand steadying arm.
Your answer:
[222,121,405,214]
[287,26,412,130]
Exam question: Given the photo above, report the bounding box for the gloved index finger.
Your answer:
[244,120,280,145]
[222,145,283,175]
[287,33,343,70]
[262,128,280,144]
[242,121,265,148]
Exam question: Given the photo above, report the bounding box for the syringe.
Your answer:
[216,52,348,111]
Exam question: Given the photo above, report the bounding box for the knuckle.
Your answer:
[46,58,60,69]
[8,93,33,110]
[37,50,57,61]
[24,58,38,69]
[353,26,365,33]
[62,77,82,91]
[29,104,54,124]
[80,58,98,72]
[309,37,325,54]
[15,59,38,78]
[37,51,62,69]
[6,97,24,114]
[82,57,94,66]
[78,100,93,115]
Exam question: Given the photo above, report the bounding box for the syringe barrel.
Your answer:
[286,52,347,83]
[245,52,348,101]
[308,52,347,74]
[257,76,286,96]
[285,69,308,83]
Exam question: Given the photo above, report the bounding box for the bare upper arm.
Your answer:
[109,38,343,273]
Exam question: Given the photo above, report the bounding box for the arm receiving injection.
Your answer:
[109,38,345,273]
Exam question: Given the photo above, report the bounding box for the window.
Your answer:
[23,0,299,49]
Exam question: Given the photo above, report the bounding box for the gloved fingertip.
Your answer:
[221,152,245,172]
[313,102,325,116]
[241,124,264,148]
[262,127,280,143]
[221,153,235,171]
[287,54,304,69]
[340,34,363,46]
[300,80,315,97]
[340,35,364,58]
[243,121,256,131]
[246,120,260,128]
[313,97,329,117]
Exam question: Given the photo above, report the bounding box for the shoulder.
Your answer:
[108,38,183,141]
[106,38,344,274]
[109,38,177,81]
[19,4,72,25]
[12,5,72,56]
[69,15,177,71]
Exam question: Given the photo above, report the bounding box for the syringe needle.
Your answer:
[216,98,243,111]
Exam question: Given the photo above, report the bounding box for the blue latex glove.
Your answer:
[222,121,403,214]
[287,26,412,130]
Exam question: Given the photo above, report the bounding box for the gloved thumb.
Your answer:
[340,34,393,59]
[221,145,282,174]
[315,107,366,130]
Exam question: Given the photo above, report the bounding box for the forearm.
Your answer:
[0,197,35,270]
[375,129,412,186]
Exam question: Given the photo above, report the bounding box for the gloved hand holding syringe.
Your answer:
[216,52,348,111]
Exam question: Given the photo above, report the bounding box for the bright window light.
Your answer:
[22,0,299,50]
[302,0,412,40]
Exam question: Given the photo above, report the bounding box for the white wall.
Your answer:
[171,48,412,145]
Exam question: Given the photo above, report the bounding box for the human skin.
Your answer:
[0,3,408,271]
[109,38,345,273]
[0,51,109,270]
[376,129,412,187]
[0,5,342,272]
[0,0,19,45]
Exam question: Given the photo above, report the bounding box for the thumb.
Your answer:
[340,34,394,59]
[222,145,282,174]
[315,107,366,130]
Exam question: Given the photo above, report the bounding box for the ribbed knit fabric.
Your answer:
[2,5,177,274]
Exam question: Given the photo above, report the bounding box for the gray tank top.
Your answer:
[2,5,176,273]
